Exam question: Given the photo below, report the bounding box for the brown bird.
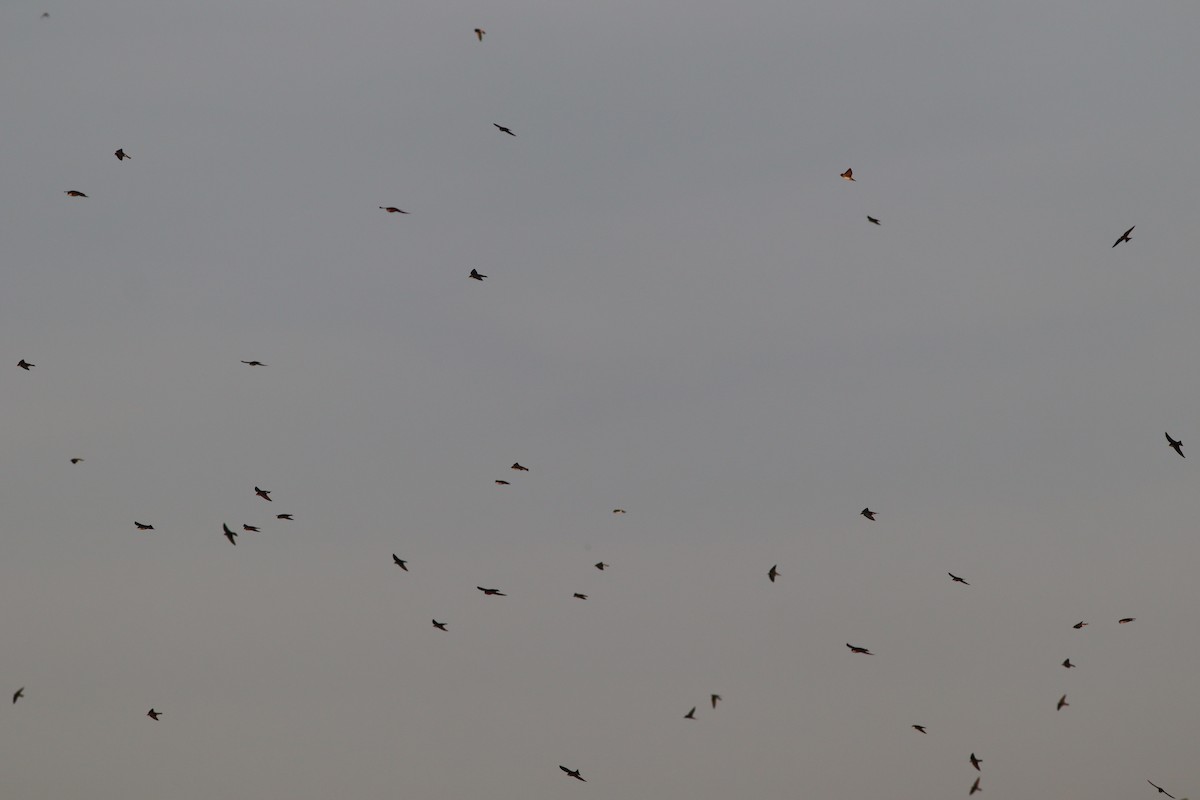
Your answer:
[474,28,485,41]
[18,359,34,370]
[114,148,130,161]
[1073,621,1088,629]
[867,216,881,225]
[276,514,293,520]
[1062,658,1075,668]
[711,694,721,708]
[912,724,927,734]
[493,123,516,136]
[560,766,585,782]
[470,269,487,281]
[254,486,272,501]
[432,619,448,631]
[134,522,154,531]
[223,524,238,545]
[1119,617,1136,624]
[1166,433,1184,458]
[949,572,969,585]
[70,458,84,464]
[970,777,981,796]
[12,687,23,704]
[477,586,506,596]
[379,207,409,214]
[841,168,855,181]
[861,507,877,520]
[846,643,873,655]
[595,562,608,570]
[511,462,529,471]
[147,709,162,720]
[573,593,588,600]
[393,555,408,571]
[1149,781,1176,799]
[495,479,510,485]
[1112,225,1135,248]
[970,753,982,771]
[242,524,260,532]
[241,360,267,366]
[684,707,696,719]
[1057,694,1069,710]
[768,564,780,583]
[612,509,626,514]
[64,190,88,197]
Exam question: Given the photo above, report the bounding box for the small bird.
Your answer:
[861,508,877,521]
[493,123,516,136]
[595,562,608,570]
[474,28,485,41]
[12,687,24,704]
[867,216,881,225]
[114,148,130,161]
[711,694,721,708]
[970,777,981,796]
[573,593,588,600]
[1149,781,1176,799]
[41,12,49,17]
[18,359,33,370]
[242,524,260,532]
[1057,694,1069,710]
[1119,617,1136,624]
[612,509,626,514]
[1166,433,1184,458]
[912,724,927,734]
[841,168,855,181]
[379,207,409,214]
[70,458,84,464]
[392,555,408,571]
[477,586,507,596]
[768,564,780,583]
[495,479,510,485]
[970,753,982,771]
[254,486,272,501]
[949,572,970,585]
[470,269,487,281]
[147,709,161,720]
[432,619,448,631]
[1073,621,1088,629]
[241,361,267,366]
[64,190,88,197]
[223,524,238,545]
[276,514,293,520]
[846,643,873,655]
[684,707,696,719]
[1062,658,1075,668]
[1112,225,1135,248]
[511,462,529,471]
[559,766,585,782]
[134,522,154,531]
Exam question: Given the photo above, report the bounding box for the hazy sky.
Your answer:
[3,1,1199,798]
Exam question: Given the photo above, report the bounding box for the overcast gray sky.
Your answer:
[3,1,1199,798]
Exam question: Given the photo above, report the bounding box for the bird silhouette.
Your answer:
[1149,781,1176,799]
[841,168,855,181]
[493,123,516,136]
[242,361,267,366]
[392,555,408,571]
[474,28,485,41]
[254,486,272,501]
[64,190,88,197]
[846,643,873,655]
[432,620,448,631]
[470,269,487,281]
[1057,694,1069,710]
[573,593,588,600]
[595,562,608,570]
[560,766,585,782]
[912,724,927,733]
[18,360,34,370]
[1119,617,1136,624]
[949,572,969,585]
[511,462,529,471]
[114,148,130,161]
[477,586,506,596]
[711,694,721,708]
[134,522,154,531]
[612,509,626,514]
[495,479,510,485]
[70,458,84,464]
[1062,658,1075,668]
[379,207,409,214]
[970,753,982,771]
[147,709,162,720]
[768,564,780,583]
[223,524,238,545]
[12,687,24,704]
[867,216,881,225]
[861,508,877,521]
[970,777,981,795]
[684,707,696,719]
[1166,433,1184,458]
[1073,621,1088,629]
[1112,225,1135,247]
[276,514,293,520]
[242,524,260,532]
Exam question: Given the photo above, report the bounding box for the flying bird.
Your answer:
[276,514,293,520]
[867,216,881,225]
[114,148,130,160]
[495,479,510,485]
[711,694,721,708]
[469,269,487,281]
[912,724,927,734]
[379,207,409,214]
[242,524,260,532]
[970,753,982,771]
[559,766,585,782]
[1166,433,1184,458]
[493,123,516,136]
[1073,621,1088,629]
[1119,617,1136,624]
[949,572,970,585]
[612,509,626,514]
[684,707,696,719]
[1057,694,1069,710]
[41,12,49,17]
[18,359,33,370]
[147,709,161,720]
[392,555,408,571]
[1062,658,1075,668]
[474,28,485,41]
[70,458,84,464]
[12,688,23,704]
[1112,225,1135,248]
[573,593,588,600]
[846,643,873,655]
[432,619,448,631]
[1149,781,1176,799]
[134,522,154,531]
[768,564,780,583]
[861,508,877,521]
[64,190,88,197]
[254,486,272,501]
[223,524,238,545]
[511,462,529,471]
[477,586,507,596]
[841,168,855,181]
[970,777,981,796]
[241,360,267,366]
[595,562,608,570]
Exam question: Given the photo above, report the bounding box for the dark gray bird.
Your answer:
[841,168,855,181]
[1119,617,1136,624]
[1062,658,1075,668]
[147,709,161,720]
[1057,694,1068,710]
[242,524,260,532]
[393,555,408,571]
[12,687,23,704]
[495,479,509,485]
[949,572,969,585]
[276,514,293,520]
[511,462,529,471]
[912,724,927,734]
[223,524,238,545]
[970,753,982,771]
[846,643,873,655]
[1073,621,1088,629]
[474,28,485,41]
[254,486,272,501]
[41,12,49,17]
[612,509,626,514]
[1112,225,1135,247]
[70,458,84,464]
[242,360,267,366]
[560,766,585,782]
[595,562,608,570]
[379,207,409,214]
[573,593,588,600]
[867,216,881,225]
[64,190,88,197]
[134,522,154,531]
[477,586,506,596]
[470,269,487,281]
[1166,433,1184,458]
[970,777,981,796]
[861,508,877,521]
[114,148,130,161]
[494,123,516,136]
[768,564,780,583]
[1149,781,1175,799]
[18,359,33,370]
[432,619,448,631]
[684,707,696,719]
[711,694,721,708]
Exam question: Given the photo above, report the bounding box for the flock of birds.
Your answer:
[15,13,1192,800]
